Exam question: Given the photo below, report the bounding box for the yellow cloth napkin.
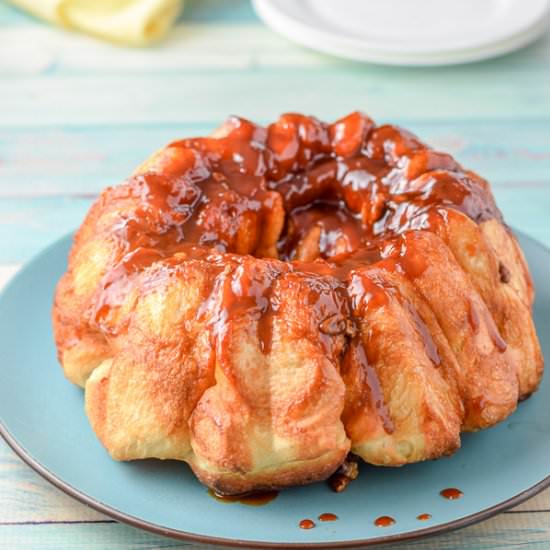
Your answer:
[8,0,183,46]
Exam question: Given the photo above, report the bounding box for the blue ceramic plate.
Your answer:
[0,232,549,548]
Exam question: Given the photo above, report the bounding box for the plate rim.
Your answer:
[0,230,549,549]
[252,0,550,66]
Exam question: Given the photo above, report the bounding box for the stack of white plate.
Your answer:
[252,0,550,66]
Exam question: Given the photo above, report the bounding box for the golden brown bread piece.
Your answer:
[340,262,463,465]
[53,112,543,494]
[84,253,350,493]
[418,209,543,400]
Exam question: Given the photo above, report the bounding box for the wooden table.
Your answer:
[1,1,549,548]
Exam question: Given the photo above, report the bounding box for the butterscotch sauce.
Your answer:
[281,201,364,260]
[350,340,395,435]
[404,299,441,366]
[467,298,507,352]
[91,112,506,429]
[208,489,278,506]
[101,112,501,270]
[206,257,283,356]
[366,124,424,163]
[299,519,316,530]
[417,513,432,521]
[374,515,396,527]
[318,512,338,522]
[440,487,464,500]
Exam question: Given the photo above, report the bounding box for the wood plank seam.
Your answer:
[0,521,116,526]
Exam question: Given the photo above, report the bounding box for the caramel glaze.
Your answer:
[440,487,464,500]
[403,299,441,366]
[91,112,508,436]
[299,519,316,530]
[467,297,507,352]
[318,512,338,522]
[374,515,396,527]
[208,488,278,506]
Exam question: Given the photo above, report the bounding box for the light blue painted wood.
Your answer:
[1,0,550,548]
[0,2,37,25]
[0,441,104,523]
[0,197,91,263]
[2,62,550,126]
[182,0,261,24]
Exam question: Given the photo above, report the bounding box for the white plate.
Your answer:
[253,0,550,65]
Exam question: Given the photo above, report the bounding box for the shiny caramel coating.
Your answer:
[53,112,543,494]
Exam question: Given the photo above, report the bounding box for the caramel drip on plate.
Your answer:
[299,519,316,530]
[208,489,278,506]
[440,487,464,500]
[374,515,396,527]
